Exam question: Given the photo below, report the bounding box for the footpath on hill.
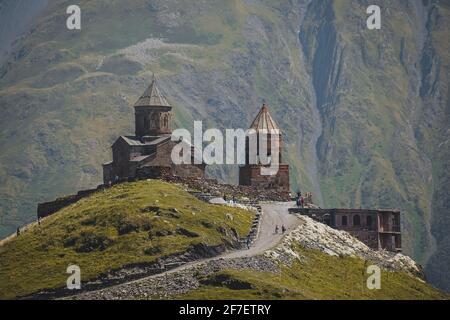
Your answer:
[70,202,300,299]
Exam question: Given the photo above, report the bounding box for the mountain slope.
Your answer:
[0,180,254,299]
[0,0,449,292]
[71,204,447,300]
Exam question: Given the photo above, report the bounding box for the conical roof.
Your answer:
[134,75,171,108]
[249,104,279,131]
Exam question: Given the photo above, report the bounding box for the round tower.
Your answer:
[246,103,283,164]
[134,75,172,137]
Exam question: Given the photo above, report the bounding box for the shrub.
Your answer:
[74,232,115,253]
[144,246,162,256]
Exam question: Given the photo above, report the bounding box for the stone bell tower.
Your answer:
[134,75,173,137]
[239,103,290,193]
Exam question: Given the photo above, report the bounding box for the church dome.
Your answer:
[249,104,279,131]
[134,75,171,108]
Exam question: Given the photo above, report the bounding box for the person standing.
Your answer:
[16,227,20,237]
[275,225,279,234]
[282,225,286,234]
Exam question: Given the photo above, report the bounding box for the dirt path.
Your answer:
[222,202,300,259]
[69,201,300,299]
[0,218,44,247]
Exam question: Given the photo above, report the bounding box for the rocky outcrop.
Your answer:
[266,215,423,278]
[70,255,279,300]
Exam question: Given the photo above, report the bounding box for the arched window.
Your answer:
[163,114,169,128]
[150,113,158,129]
[341,216,348,226]
[367,216,373,229]
[353,215,361,226]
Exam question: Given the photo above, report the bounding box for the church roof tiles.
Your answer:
[134,75,171,108]
[249,104,279,131]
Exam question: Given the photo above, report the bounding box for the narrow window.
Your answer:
[341,216,348,226]
[353,215,361,226]
[150,113,158,129]
[367,216,373,229]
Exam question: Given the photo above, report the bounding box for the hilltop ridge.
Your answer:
[0,180,447,300]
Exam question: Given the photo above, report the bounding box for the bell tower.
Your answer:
[239,103,290,194]
[134,75,172,137]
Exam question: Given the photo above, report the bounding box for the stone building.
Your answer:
[239,104,290,194]
[102,77,205,184]
[291,208,402,252]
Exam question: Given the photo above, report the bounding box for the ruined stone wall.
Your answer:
[136,166,172,179]
[37,188,99,219]
[172,164,205,179]
[165,176,290,202]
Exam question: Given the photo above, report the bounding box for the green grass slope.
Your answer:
[0,0,449,292]
[175,246,448,300]
[0,180,254,299]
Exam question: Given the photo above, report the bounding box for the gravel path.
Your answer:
[223,202,300,259]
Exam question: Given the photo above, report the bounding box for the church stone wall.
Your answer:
[112,139,132,179]
[239,164,289,193]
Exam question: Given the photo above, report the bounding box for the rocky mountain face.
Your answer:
[0,0,448,291]
[0,0,49,64]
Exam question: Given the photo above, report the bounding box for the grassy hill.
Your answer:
[0,180,447,300]
[176,246,448,300]
[0,180,254,299]
[0,0,449,292]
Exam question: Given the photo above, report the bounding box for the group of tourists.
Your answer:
[274,225,286,235]
[223,194,237,204]
[15,215,43,238]
[295,191,313,208]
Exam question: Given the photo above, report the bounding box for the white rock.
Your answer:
[266,215,422,277]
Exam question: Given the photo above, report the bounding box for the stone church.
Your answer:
[103,77,290,194]
[102,77,205,184]
[239,104,290,194]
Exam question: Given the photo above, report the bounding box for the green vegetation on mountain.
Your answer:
[0,180,446,301]
[175,246,448,300]
[0,180,254,299]
[0,0,449,292]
